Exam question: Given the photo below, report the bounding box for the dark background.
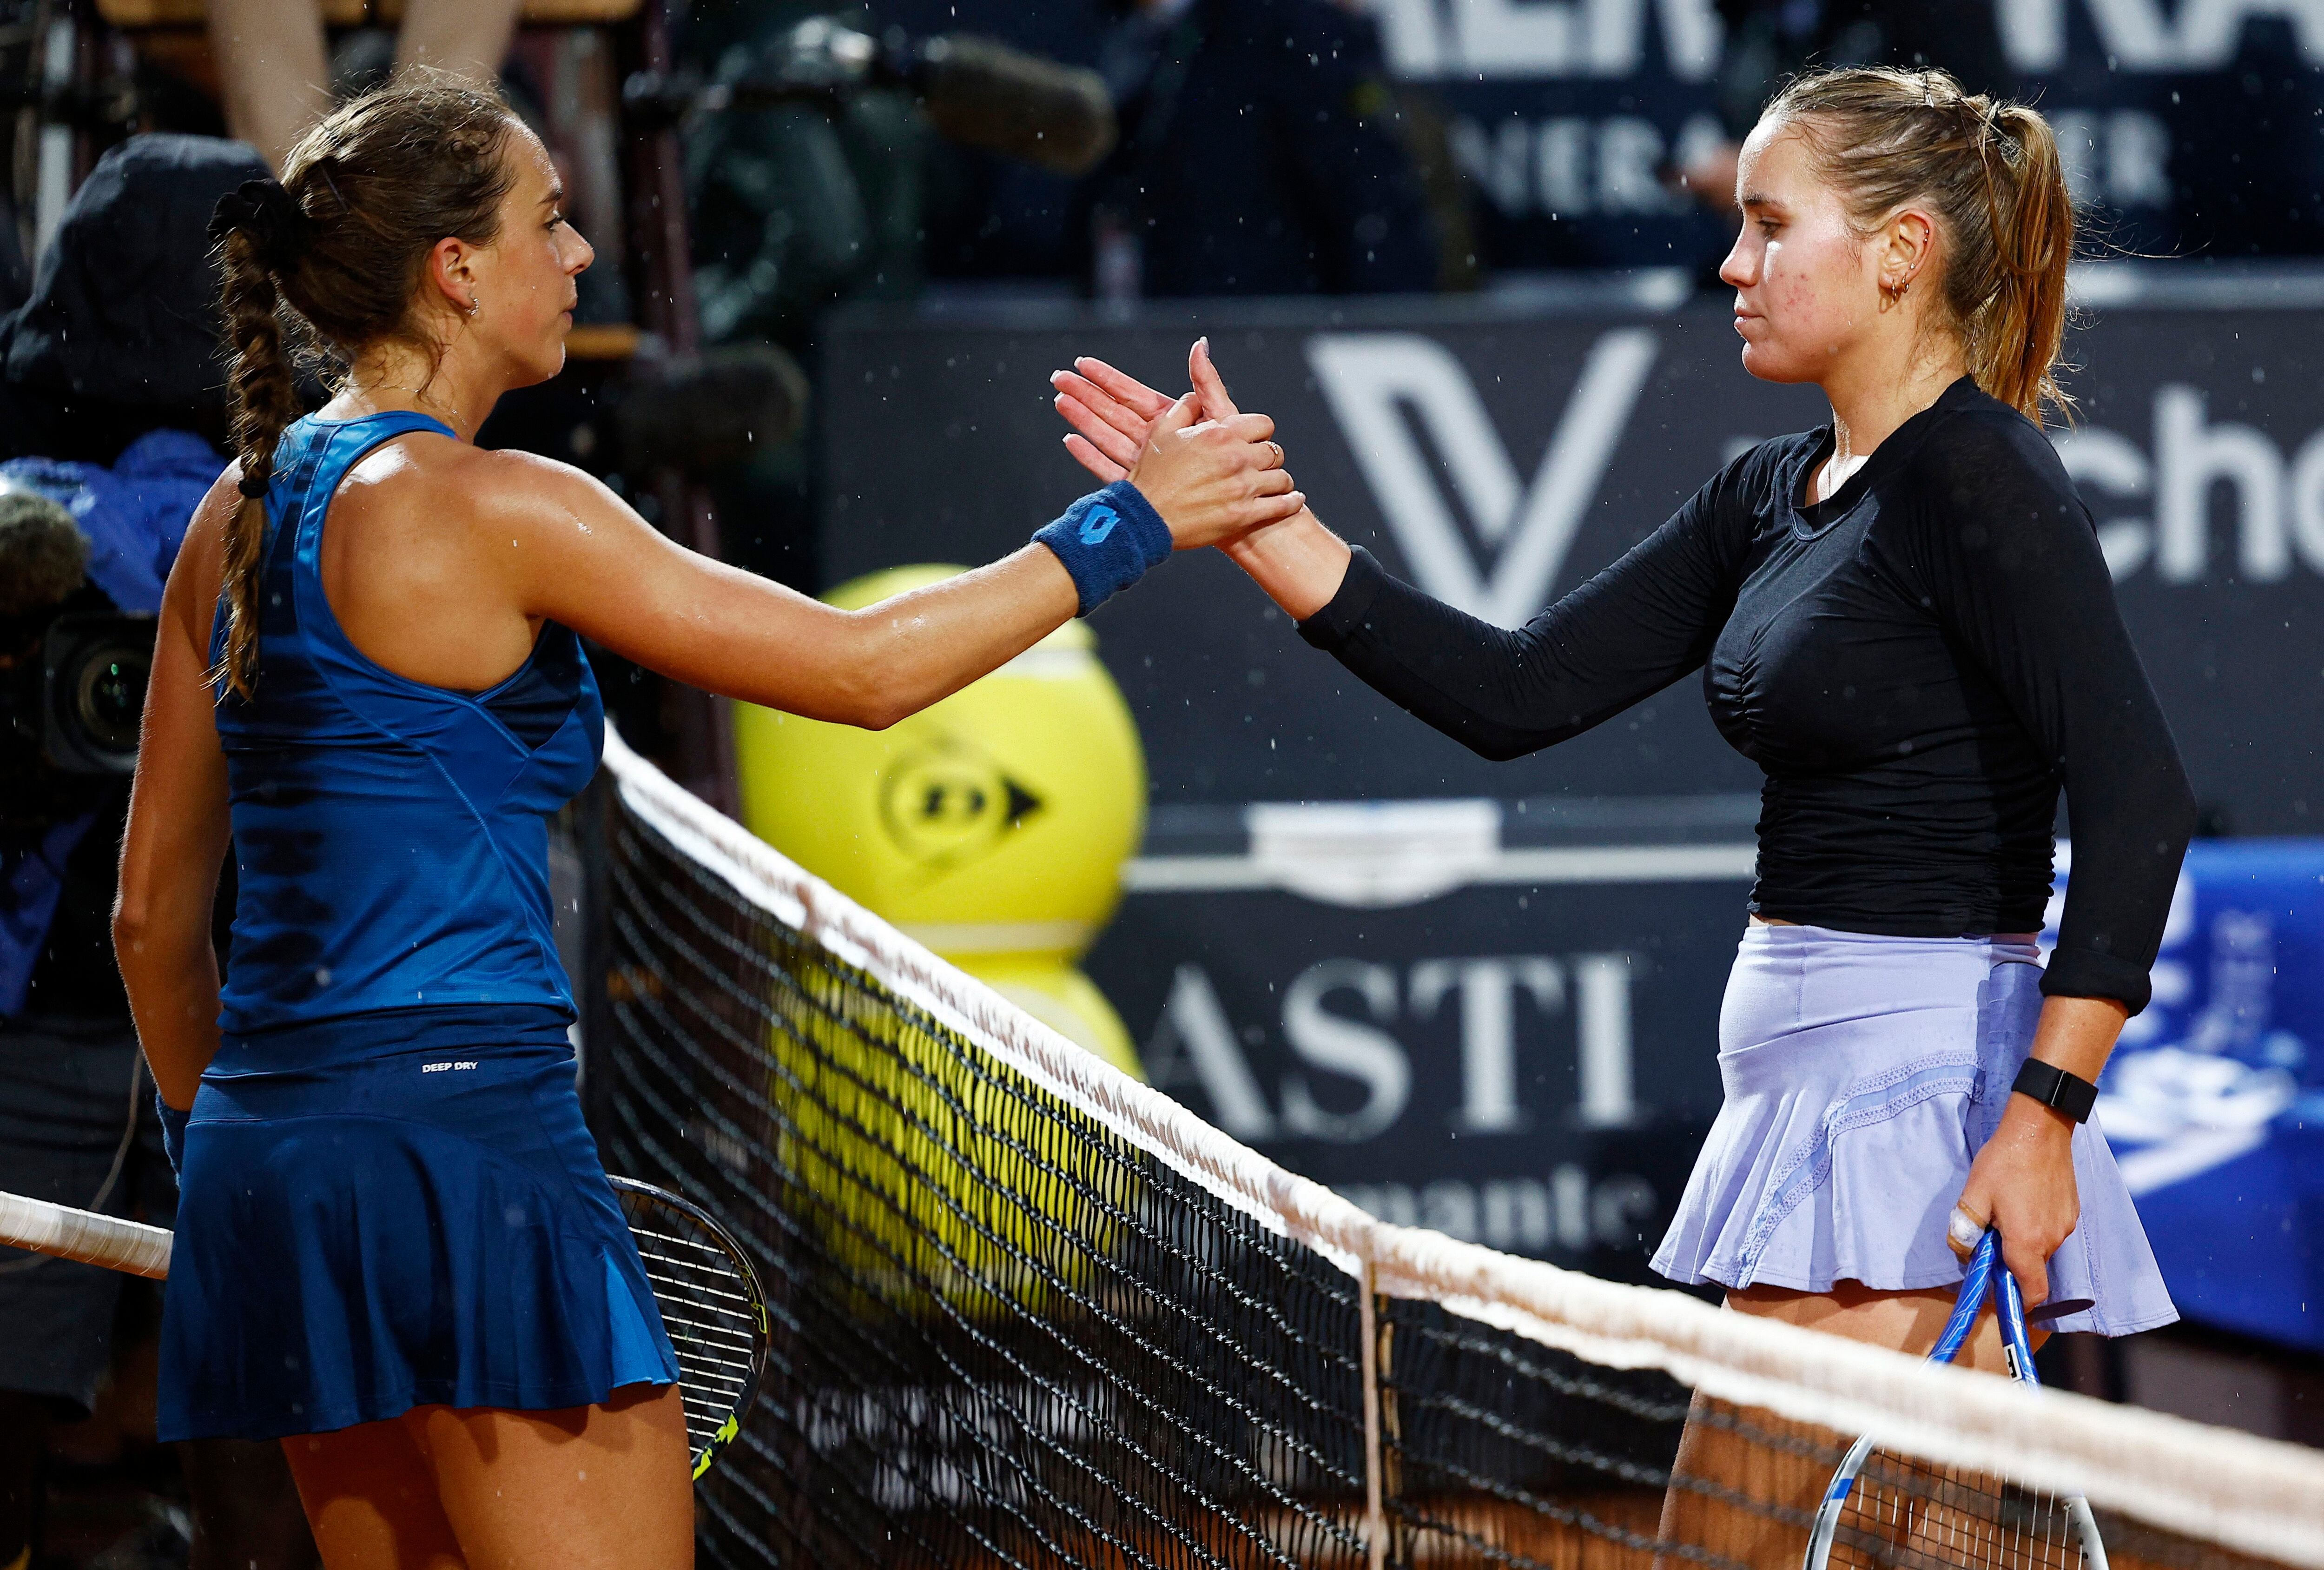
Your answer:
[856,0,2324,282]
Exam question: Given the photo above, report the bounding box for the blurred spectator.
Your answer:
[1074,0,1437,298]
[0,135,317,1570]
[205,0,521,171]
[1680,0,2015,212]
[0,135,263,464]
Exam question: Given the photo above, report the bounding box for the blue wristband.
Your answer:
[1032,480,1173,617]
[154,1089,189,1180]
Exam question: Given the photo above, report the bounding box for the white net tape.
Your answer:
[606,729,2324,1569]
[0,1190,172,1279]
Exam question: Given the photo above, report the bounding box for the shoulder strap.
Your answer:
[296,411,460,538]
[316,410,457,477]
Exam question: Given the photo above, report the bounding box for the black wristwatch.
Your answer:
[2012,1058,2099,1124]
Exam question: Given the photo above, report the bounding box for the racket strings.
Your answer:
[1834,1451,2089,1570]
[620,1192,767,1458]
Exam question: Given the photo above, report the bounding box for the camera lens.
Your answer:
[71,641,150,757]
[40,613,158,775]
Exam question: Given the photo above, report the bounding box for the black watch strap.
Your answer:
[2012,1058,2099,1124]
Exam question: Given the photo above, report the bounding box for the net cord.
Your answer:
[0,1190,172,1279]
[602,729,2324,1568]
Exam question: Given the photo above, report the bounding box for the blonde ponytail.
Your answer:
[1968,101,2073,420]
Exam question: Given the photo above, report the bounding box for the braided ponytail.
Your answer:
[202,71,520,701]
[1764,67,2077,423]
[212,226,302,702]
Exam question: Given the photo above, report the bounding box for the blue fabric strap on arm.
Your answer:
[1032,480,1173,617]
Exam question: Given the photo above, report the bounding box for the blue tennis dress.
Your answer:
[158,411,677,1442]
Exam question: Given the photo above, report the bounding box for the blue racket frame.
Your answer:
[1801,1231,2111,1570]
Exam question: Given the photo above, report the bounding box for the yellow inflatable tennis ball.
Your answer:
[756,949,1136,1324]
[735,564,1143,979]
[734,565,1147,1318]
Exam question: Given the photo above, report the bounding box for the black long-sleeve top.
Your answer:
[1299,378,2195,1014]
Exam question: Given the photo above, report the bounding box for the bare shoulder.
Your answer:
[328,433,636,589]
[176,464,241,577]
[465,444,621,530]
[344,435,619,540]
[162,464,245,653]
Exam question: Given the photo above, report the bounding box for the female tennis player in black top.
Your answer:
[1053,63,2192,1551]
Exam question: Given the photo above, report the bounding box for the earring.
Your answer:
[1882,276,1913,304]
[465,297,479,317]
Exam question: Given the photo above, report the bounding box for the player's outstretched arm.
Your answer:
[505,378,1300,729]
[1055,341,1351,619]
[1057,342,1743,764]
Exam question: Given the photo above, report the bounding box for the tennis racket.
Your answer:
[1802,1229,2110,1570]
[0,1176,767,1481]
[605,1175,769,1479]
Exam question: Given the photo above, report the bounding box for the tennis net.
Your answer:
[582,730,2324,1570]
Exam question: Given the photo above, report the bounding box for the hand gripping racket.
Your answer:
[1802,1230,2110,1570]
[0,1178,767,1482]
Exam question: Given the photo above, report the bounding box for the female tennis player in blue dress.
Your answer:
[1053,64,2188,1542]
[112,75,1298,1570]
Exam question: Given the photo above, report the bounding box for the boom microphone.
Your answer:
[907,35,1117,177]
[623,17,1117,178]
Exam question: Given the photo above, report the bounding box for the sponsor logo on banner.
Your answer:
[1360,0,2324,80]
[1995,0,2324,72]
[1307,330,1657,625]
[1357,2,2251,239]
[1144,951,1636,1144]
[1361,0,1721,79]
[2059,390,2324,584]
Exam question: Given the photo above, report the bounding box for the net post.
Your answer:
[1360,1257,1387,1570]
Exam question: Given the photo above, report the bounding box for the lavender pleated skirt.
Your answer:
[1650,924,2176,1338]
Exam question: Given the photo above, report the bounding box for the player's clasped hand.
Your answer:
[1114,375,1301,551]
[1028,339,1297,618]
[1052,338,1287,535]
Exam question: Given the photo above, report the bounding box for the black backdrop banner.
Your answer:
[824,295,2324,831]
[816,291,2324,1275]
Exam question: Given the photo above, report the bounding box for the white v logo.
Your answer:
[1306,329,1657,626]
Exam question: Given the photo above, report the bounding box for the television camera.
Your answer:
[1,489,152,821]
